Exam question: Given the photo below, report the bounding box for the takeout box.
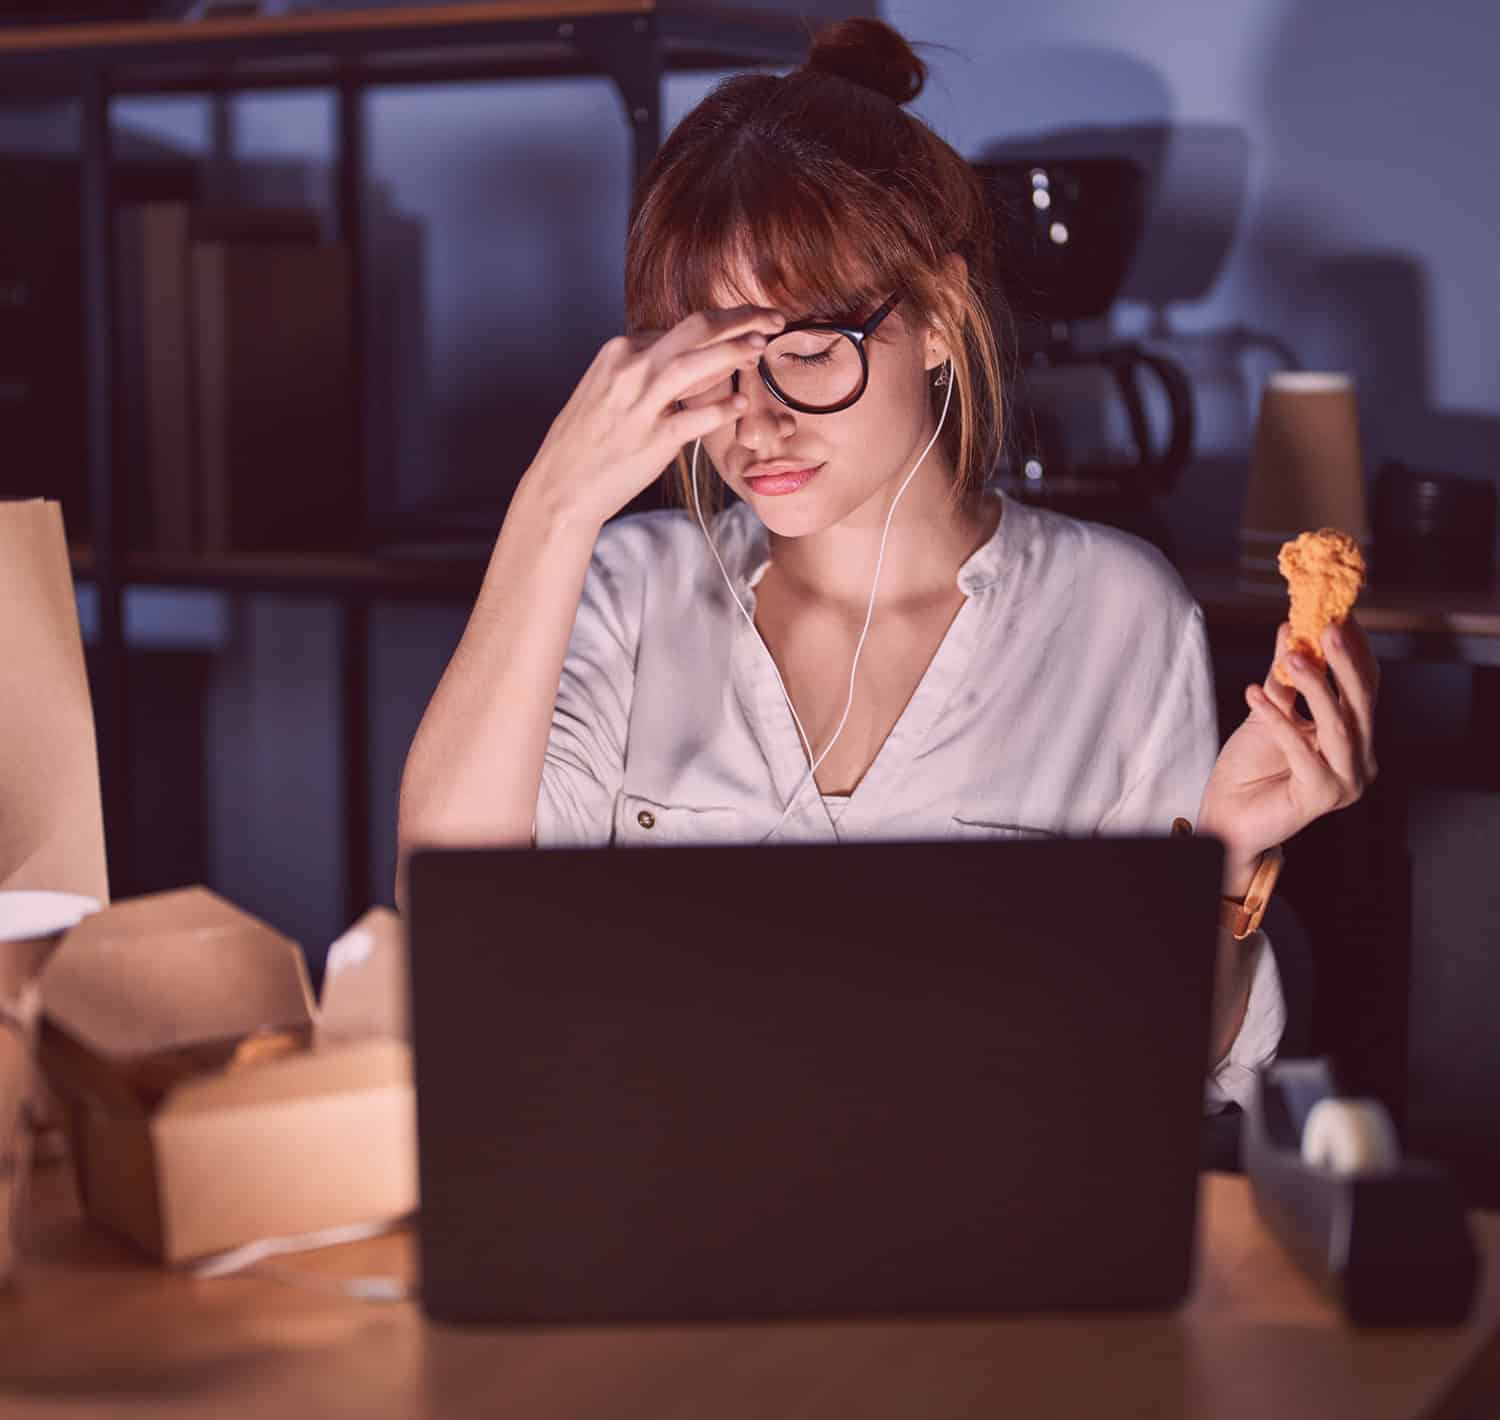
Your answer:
[37,887,414,1264]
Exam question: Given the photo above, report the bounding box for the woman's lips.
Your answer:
[744,464,823,496]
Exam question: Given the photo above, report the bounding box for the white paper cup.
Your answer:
[0,891,101,1203]
[1,980,40,1287]
[1240,370,1371,588]
[0,891,101,1001]
[0,888,99,1288]
[0,889,101,942]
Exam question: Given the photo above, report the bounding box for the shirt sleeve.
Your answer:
[1098,601,1287,1114]
[1204,933,1286,1113]
[1097,603,1218,836]
[531,530,641,847]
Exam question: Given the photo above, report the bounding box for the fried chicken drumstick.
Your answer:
[1274,528,1367,687]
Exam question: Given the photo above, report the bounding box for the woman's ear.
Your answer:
[923,251,969,372]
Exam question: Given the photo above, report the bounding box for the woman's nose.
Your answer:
[734,370,798,449]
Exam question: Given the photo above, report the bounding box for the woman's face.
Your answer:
[696,274,951,540]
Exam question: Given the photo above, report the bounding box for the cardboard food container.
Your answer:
[37,887,414,1264]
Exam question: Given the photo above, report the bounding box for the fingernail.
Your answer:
[748,334,768,349]
[732,394,748,409]
[1324,626,1342,651]
[1289,652,1311,672]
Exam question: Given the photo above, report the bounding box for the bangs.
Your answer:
[624,52,1005,513]
[629,145,909,332]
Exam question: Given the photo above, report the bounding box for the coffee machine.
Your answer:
[975,157,1194,560]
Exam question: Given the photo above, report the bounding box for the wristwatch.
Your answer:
[1172,817,1284,940]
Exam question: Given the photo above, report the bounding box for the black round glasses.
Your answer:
[687,292,903,416]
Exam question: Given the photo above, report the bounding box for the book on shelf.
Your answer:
[190,239,356,556]
[0,158,196,545]
[116,201,322,559]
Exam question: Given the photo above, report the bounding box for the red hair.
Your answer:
[625,18,1005,511]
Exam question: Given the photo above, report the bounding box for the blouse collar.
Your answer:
[715,487,1015,601]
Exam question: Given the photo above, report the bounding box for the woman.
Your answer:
[397,19,1379,1113]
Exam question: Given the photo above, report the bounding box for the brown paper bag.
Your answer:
[1,498,111,1281]
[0,499,110,904]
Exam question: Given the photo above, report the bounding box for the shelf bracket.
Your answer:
[561,14,663,190]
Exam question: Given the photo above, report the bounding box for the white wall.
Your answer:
[887,0,1500,542]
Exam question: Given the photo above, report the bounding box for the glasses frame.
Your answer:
[738,291,903,415]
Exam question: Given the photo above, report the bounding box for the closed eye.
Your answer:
[783,347,837,367]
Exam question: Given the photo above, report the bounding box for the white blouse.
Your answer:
[533,492,1284,1112]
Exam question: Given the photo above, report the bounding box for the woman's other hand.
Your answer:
[521,305,786,532]
[1196,616,1380,895]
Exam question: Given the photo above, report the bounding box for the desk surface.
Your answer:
[3,1162,1498,1419]
[1183,569,1500,640]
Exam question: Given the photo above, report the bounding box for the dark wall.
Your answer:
[1407,789,1500,1209]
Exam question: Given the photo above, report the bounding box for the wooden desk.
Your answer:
[4,1160,1498,1419]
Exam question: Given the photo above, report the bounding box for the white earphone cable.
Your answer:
[691,442,818,773]
[691,362,955,841]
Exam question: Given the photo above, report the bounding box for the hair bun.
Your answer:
[804,18,926,106]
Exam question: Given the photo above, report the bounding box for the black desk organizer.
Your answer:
[1245,1058,1479,1325]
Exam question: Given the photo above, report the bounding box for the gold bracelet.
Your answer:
[1171,818,1284,940]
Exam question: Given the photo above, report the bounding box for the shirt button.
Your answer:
[637,810,656,830]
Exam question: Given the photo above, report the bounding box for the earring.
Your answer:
[932,360,951,388]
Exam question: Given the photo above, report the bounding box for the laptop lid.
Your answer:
[408,835,1222,1324]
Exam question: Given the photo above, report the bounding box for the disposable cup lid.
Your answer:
[0,891,102,945]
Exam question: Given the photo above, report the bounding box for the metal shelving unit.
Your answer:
[0,2,810,919]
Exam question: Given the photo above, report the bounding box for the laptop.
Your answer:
[407,835,1223,1324]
